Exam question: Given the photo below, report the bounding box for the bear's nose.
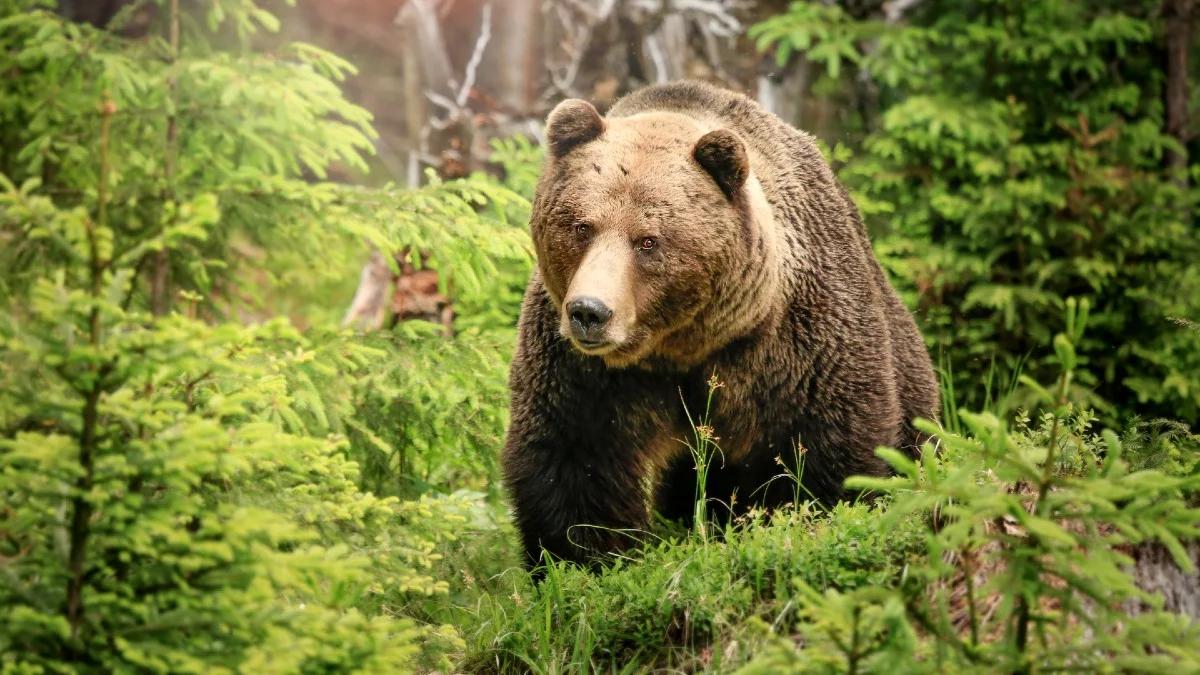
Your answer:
[567,296,613,341]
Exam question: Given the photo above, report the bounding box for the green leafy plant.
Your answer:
[753,0,1200,424]
[0,1,533,670]
[832,298,1200,671]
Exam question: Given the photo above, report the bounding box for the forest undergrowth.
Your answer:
[1,1,1198,673]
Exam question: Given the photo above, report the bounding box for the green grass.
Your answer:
[372,396,1200,673]
[397,499,926,673]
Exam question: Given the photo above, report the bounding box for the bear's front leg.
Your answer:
[503,420,651,570]
[503,366,664,569]
[502,293,669,571]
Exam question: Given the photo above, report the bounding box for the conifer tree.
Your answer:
[0,1,530,669]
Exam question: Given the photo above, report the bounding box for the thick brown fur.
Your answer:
[503,81,939,570]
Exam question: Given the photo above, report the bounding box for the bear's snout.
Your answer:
[560,234,637,357]
[567,296,613,346]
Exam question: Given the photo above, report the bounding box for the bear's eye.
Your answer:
[574,222,591,238]
[637,237,657,252]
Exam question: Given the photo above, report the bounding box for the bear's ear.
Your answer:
[693,129,749,200]
[545,99,605,157]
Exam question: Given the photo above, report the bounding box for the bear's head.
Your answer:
[530,98,780,368]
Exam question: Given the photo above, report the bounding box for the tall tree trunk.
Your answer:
[1126,541,1200,618]
[756,54,810,130]
[477,0,542,115]
[1163,0,1195,184]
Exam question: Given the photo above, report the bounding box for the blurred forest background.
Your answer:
[2,0,1200,672]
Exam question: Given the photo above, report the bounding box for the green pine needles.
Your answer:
[754,0,1200,424]
[831,298,1200,671]
[0,0,528,670]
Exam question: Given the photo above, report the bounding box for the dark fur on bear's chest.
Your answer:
[504,285,909,570]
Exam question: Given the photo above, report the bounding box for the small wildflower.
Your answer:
[696,424,717,441]
[706,373,725,390]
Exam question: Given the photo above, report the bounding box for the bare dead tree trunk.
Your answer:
[342,251,393,330]
[1126,541,1200,618]
[395,0,460,186]
[400,25,426,188]
[478,0,542,114]
[757,55,811,129]
[342,250,456,336]
[1163,0,1195,185]
[642,13,689,83]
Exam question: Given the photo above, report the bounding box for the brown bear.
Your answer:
[503,81,939,570]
